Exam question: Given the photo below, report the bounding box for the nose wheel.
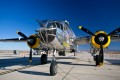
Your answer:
[50,58,58,76]
[50,49,58,76]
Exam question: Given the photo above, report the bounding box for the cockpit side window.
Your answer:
[62,23,68,31]
[55,22,64,30]
[64,26,67,31]
[55,22,68,31]
[60,24,63,30]
[55,22,61,29]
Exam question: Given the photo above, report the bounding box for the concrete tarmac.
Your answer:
[0,51,120,80]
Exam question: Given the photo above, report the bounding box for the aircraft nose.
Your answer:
[39,29,56,43]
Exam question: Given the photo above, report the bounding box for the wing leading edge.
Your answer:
[74,34,120,45]
[0,38,26,42]
[74,36,91,45]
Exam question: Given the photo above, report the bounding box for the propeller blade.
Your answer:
[100,44,103,54]
[99,42,104,64]
[0,38,26,42]
[17,31,28,39]
[108,27,120,35]
[29,48,32,63]
[79,26,95,36]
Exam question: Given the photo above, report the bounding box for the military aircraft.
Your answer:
[0,20,120,76]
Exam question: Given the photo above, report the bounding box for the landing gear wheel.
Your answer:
[41,54,48,64]
[63,51,66,56]
[93,56,96,61]
[95,55,100,66]
[50,60,58,76]
[58,51,66,56]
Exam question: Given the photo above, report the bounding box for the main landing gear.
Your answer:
[58,51,66,56]
[41,54,48,64]
[94,50,104,66]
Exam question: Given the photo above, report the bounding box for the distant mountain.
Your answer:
[104,49,120,52]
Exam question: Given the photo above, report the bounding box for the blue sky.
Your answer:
[0,0,120,50]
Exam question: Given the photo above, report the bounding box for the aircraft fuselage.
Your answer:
[35,20,76,51]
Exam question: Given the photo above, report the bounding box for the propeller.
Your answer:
[108,27,120,35]
[79,26,120,62]
[79,26,95,36]
[100,43,103,54]
[79,26,120,42]
[99,42,104,63]
[17,31,33,62]
[29,48,32,63]
[17,31,28,39]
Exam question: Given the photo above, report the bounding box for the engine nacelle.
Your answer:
[27,34,41,49]
[91,31,111,49]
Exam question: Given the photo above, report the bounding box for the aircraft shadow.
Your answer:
[57,61,94,66]
[105,59,120,65]
[56,56,76,59]
[0,57,41,69]
[18,70,50,76]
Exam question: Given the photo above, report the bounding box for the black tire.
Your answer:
[62,51,66,56]
[95,55,100,66]
[50,61,58,76]
[93,56,96,61]
[58,51,62,56]
[58,51,66,56]
[41,54,47,64]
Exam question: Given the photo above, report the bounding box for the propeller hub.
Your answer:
[27,39,34,44]
[99,36,105,42]
[91,31,111,48]
[95,33,108,45]
[27,36,36,46]
[27,34,40,49]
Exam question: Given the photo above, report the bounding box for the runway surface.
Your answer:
[0,51,120,80]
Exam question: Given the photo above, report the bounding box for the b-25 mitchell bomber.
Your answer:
[0,20,120,76]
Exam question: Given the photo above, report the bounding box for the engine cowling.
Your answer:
[27,34,41,49]
[91,31,111,48]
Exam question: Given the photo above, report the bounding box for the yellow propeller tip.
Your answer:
[16,31,19,34]
[79,26,82,29]
[29,60,32,63]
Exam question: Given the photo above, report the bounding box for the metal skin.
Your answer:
[27,20,76,51]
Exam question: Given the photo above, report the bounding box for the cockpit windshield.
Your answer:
[55,22,64,30]
[47,22,56,28]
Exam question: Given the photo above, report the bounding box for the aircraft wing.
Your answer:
[74,36,91,45]
[74,34,120,45]
[111,34,120,41]
[0,38,26,42]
